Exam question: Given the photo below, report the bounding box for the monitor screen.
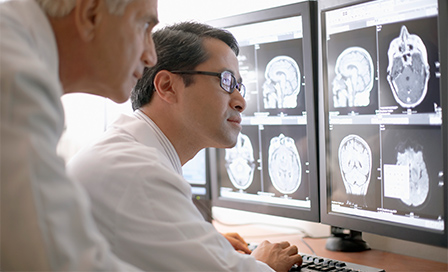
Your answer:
[183,148,210,199]
[208,1,320,222]
[319,0,447,247]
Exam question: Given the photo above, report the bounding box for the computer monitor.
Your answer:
[183,148,211,200]
[318,0,447,248]
[183,149,213,222]
[208,1,320,222]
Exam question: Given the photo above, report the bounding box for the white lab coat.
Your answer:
[0,0,141,271]
[67,110,275,272]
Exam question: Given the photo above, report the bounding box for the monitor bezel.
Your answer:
[208,1,320,222]
[318,0,448,247]
[183,148,212,200]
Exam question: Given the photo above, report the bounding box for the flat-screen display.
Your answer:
[183,148,210,199]
[209,1,320,222]
[319,0,447,247]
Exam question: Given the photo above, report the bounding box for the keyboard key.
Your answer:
[296,255,385,272]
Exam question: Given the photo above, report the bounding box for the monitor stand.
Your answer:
[325,226,371,252]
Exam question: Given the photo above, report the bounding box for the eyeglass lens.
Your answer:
[221,71,246,97]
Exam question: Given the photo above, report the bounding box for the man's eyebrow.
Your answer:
[151,16,160,25]
[145,14,159,26]
[150,16,159,25]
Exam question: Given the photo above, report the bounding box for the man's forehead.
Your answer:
[128,0,159,19]
[200,38,240,77]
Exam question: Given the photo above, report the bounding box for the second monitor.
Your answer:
[208,1,320,222]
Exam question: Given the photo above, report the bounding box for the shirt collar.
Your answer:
[133,109,183,175]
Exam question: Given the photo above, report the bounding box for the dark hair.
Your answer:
[131,21,239,110]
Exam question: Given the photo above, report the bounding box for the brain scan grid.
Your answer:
[323,0,444,235]
[320,0,446,229]
[217,23,313,207]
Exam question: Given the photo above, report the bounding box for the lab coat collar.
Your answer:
[133,110,183,175]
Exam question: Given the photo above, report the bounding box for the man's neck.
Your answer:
[139,106,202,166]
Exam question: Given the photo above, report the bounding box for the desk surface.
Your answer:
[213,221,448,272]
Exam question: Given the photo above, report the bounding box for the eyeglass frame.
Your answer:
[170,70,246,98]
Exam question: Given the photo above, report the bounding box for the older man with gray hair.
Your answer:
[0,0,158,271]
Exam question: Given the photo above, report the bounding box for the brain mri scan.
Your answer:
[387,25,430,108]
[225,133,255,190]
[338,135,372,196]
[395,139,429,206]
[268,134,302,195]
[332,47,374,108]
[262,56,301,109]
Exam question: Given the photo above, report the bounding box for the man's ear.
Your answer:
[153,70,180,104]
[74,0,103,41]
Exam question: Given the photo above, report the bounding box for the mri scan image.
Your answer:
[338,134,372,196]
[268,134,302,195]
[332,47,374,108]
[262,56,301,109]
[225,133,255,190]
[387,25,430,108]
[395,139,429,206]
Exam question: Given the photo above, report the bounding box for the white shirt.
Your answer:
[67,111,275,272]
[0,1,141,270]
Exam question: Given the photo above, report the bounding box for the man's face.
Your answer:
[91,0,158,103]
[179,38,246,149]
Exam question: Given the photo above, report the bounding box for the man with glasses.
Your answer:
[67,22,302,272]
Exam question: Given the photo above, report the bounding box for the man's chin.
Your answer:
[108,88,131,104]
[111,96,130,104]
[224,138,238,149]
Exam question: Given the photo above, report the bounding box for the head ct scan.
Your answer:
[213,12,315,211]
[323,0,444,233]
[386,25,430,109]
[263,56,302,109]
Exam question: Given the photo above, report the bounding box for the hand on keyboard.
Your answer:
[250,240,303,272]
[249,244,384,272]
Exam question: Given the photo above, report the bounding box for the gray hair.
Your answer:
[35,0,135,17]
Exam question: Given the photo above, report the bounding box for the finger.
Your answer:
[227,232,247,244]
[278,241,291,249]
[234,242,251,254]
[291,253,303,266]
[259,240,271,246]
[284,245,299,255]
[227,236,252,254]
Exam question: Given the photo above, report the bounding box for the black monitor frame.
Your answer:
[318,0,448,247]
[208,1,320,222]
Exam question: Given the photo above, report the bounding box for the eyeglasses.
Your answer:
[171,70,246,98]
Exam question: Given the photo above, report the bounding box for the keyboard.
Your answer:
[289,254,385,272]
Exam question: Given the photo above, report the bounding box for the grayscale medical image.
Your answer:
[332,47,374,108]
[225,133,256,190]
[386,25,430,108]
[382,126,443,215]
[395,139,429,206]
[338,134,372,196]
[262,56,301,109]
[268,133,302,195]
